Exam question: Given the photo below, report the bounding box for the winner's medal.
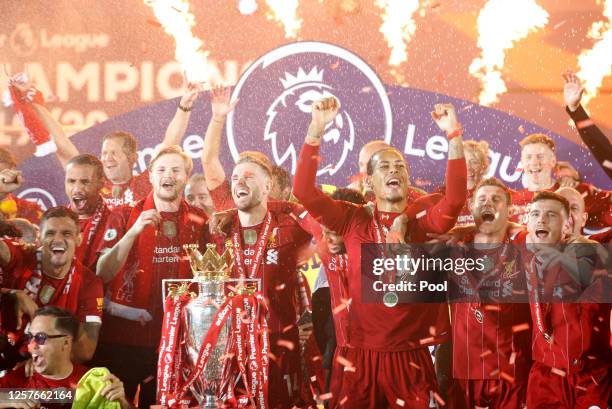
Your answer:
[383,291,398,308]
[162,220,177,238]
[39,285,56,305]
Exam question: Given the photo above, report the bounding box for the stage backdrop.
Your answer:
[14,42,611,210]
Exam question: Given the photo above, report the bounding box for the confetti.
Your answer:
[146,19,162,28]
[143,375,155,384]
[512,323,530,333]
[310,376,317,382]
[282,324,295,333]
[460,104,474,111]
[360,86,373,93]
[396,398,405,407]
[432,392,446,406]
[576,119,594,129]
[330,60,340,70]
[509,352,516,365]
[311,355,322,362]
[429,326,437,336]
[499,372,515,384]
[480,349,493,358]
[591,375,599,385]
[419,336,435,345]
[484,305,501,311]
[409,362,421,370]
[333,302,349,315]
[187,213,205,224]
[553,20,566,29]
[268,352,278,362]
[319,392,333,400]
[518,125,525,134]
[602,160,612,169]
[336,355,354,368]
[276,339,295,351]
[551,367,566,377]
[489,369,500,377]
[416,210,427,219]
[275,283,286,291]
[575,385,588,391]
[340,396,348,405]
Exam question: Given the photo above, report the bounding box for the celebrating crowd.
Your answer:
[0,69,610,409]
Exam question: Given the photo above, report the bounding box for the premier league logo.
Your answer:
[227,42,393,183]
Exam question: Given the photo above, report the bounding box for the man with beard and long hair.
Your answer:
[294,97,467,408]
[95,146,209,408]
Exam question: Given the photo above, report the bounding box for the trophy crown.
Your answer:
[183,243,234,280]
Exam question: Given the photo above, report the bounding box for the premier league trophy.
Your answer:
[181,243,233,408]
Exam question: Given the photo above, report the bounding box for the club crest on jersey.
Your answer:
[104,228,117,241]
[227,41,392,181]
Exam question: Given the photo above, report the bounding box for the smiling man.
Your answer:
[0,307,133,409]
[294,97,466,408]
[95,145,208,409]
[521,192,611,408]
[0,207,103,362]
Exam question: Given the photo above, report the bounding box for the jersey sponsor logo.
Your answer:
[16,188,57,211]
[227,41,392,177]
[266,249,278,265]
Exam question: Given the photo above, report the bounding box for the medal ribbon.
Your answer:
[371,208,396,286]
[527,255,552,342]
[23,251,76,307]
[232,212,273,279]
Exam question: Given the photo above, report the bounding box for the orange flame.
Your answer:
[469,0,549,106]
[144,0,212,84]
[265,0,302,39]
[576,0,612,109]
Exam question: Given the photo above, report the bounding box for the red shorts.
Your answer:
[446,378,527,409]
[335,347,439,409]
[526,361,611,409]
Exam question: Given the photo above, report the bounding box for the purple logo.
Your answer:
[227,42,392,176]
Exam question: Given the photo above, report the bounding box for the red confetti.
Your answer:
[330,60,340,70]
[332,301,349,315]
[489,369,500,377]
[518,125,525,134]
[591,375,599,385]
[460,104,473,111]
[480,349,492,358]
[499,372,515,384]
[484,305,501,311]
[419,336,435,345]
[282,324,295,333]
[310,376,317,382]
[311,355,322,362]
[344,366,356,372]
[339,396,348,405]
[360,86,373,93]
[576,119,594,129]
[143,375,155,384]
[512,323,530,333]
[277,339,295,350]
[275,283,286,291]
[602,160,612,170]
[409,362,421,370]
[188,213,205,224]
[336,355,354,368]
[268,352,278,362]
[551,367,566,377]
[509,352,516,365]
[416,210,427,219]
[432,391,445,406]
[429,326,437,336]
[576,385,588,391]
[146,19,162,28]
[319,392,333,400]
[396,398,405,407]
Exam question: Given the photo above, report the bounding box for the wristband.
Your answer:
[447,128,463,140]
[178,103,192,112]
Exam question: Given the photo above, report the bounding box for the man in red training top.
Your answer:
[294,97,467,408]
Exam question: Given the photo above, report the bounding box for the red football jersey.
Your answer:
[450,238,532,381]
[319,251,350,348]
[294,143,467,352]
[0,364,88,409]
[1,240,103,324]
[98,199,209,347]
[100,170,152,209]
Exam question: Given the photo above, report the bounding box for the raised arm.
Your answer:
[414,104,467,234]
[293,97,358,235]
[9,74,79,168]
[96,209,160,284]
[563,70,612,179]
[159,82,201,150]
[201,86,238,190]
[73,322,100,362]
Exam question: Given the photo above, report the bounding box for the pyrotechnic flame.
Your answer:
[375,0,420,67]
[265,0,302,39]
[144,0,211,84]
[469,0,549,106]
[576,0,612,109]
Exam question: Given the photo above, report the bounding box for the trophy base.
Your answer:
[202,394,220,408]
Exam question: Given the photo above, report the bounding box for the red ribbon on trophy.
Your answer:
[157,290,269,408]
